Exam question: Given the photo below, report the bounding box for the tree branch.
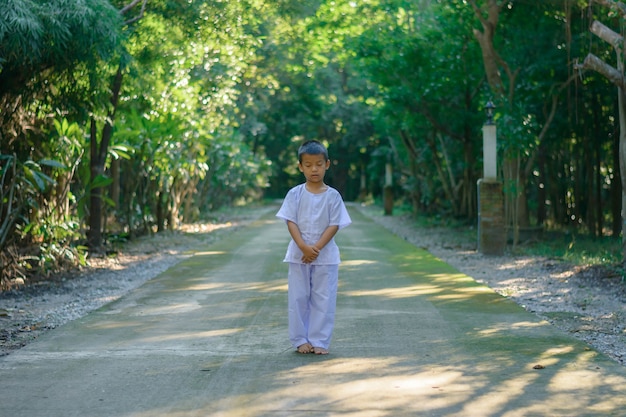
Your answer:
[410,101,465,142]
[469,0,507,97]
[120,0,143,15]
[467,0,502,30]
[590,20,623,50]
[120,0,147,25]
[580,53,626,90]
[523,74,578,178]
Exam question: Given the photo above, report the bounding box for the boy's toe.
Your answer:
[297,343,313,354]
[313,347,329,355]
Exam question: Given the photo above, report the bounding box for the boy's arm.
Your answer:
[313,225,339,252]
[286,221,319,262]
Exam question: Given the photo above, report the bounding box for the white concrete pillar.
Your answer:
[482,124,497,180]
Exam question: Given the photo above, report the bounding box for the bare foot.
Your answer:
[313,347,329,355]
[297,343,313,354]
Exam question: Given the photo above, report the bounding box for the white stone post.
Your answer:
[477,101,505,255]
[482,124,497,180]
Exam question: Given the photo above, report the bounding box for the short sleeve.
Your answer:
[276,185,302,223]
[329,189,351,230]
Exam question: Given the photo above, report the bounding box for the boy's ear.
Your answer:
[325,159,331,169]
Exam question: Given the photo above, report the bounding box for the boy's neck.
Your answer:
[305,182,328,194]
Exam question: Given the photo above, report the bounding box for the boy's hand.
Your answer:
[301,245,320,263]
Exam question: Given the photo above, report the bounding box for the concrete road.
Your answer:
[1,206,626,417]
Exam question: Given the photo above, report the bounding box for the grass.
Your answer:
[514,231,622,267]
[369,200,624,274]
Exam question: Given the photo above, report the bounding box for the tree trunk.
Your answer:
[87,64,124,250]
[612,126,622,236]
[470,0,505,96]
[618,87,626,262]
[359,163,368,202]
[462,136,475,219]
[596,139,603,237]
[111,158,120,209]
[592,93,603,236]
[87,118,104,249]
[585,150,597,234]
[424,133,458,215]
[536,145,547,225]
[383,161,393,216]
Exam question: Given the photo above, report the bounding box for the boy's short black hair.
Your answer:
[298,140,328,162]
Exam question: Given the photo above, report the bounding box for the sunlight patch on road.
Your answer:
[140,328,241,343]
[136,302,202,315]
[180,223,234,233]
[476,321,547,336]
[193,250,227,256]
[432,285,495,301]
[258,359,473,415]
[185,282,228,291]
[343,284,441,299]
[341,259,377,266]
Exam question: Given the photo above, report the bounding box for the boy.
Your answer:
[276,140,351,355]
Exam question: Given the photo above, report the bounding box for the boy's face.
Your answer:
[298,153,330,184]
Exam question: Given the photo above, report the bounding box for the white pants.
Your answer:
[287,263,338,350]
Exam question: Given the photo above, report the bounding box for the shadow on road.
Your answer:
[1,207,625,416]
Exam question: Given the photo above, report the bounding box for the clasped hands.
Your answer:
[300,245,320,264]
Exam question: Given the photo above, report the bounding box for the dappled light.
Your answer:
[128,302,203,316]
[344,284,442,299]
[2,211,626,417]
[179,282,228,291]
[431,287,496,303]
[192,250,227,256]
[476,320,549,336]
[117,343,626,416]
[2,0,626,413]
[341,259,378,267]
[139,328,243,344]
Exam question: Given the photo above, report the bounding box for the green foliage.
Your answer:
[106,1,275,232]
[0,154,58,241]
[1,0,625,284]
[516,232,622,268]
[0,151,87,286]
[0,0,121,64]
[19,218,88,277]
[350,0,483,215]
[0,0,122,95]
[200,129,271,210]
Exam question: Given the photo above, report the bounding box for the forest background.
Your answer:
[1,0,625,287]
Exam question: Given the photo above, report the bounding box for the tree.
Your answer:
[248,0,378,200]
[351,1,485,217]
[579,0,626,262]
[87,0,147,249]
[468,0,591,244]
[0,0,122,149]
[0,0,124,283]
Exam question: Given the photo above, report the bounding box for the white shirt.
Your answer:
[276,184,351,265]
